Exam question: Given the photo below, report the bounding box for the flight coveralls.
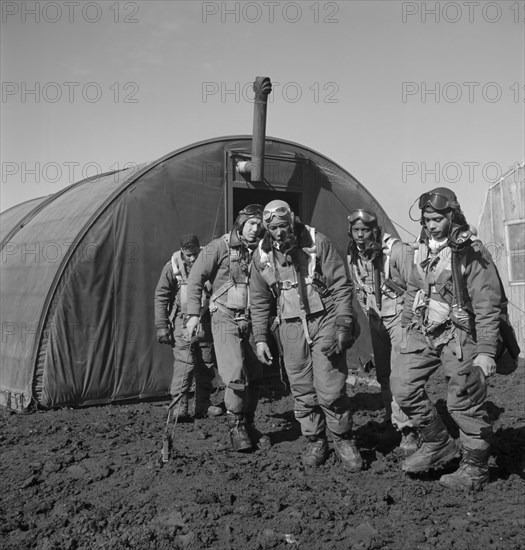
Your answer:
[154,250,216,409]
[250,224,355,440]
[391,239,502,451]
[348,234,414,427]
[186,229,262,416]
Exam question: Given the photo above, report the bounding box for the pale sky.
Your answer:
[1,0,524,240]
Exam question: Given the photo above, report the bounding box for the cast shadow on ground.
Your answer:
[265,409,303,444]
[354,421,402,459]
[491,425,525,481]
[255,381,305,445]
[348,391,385,413]
[401,459,463,482]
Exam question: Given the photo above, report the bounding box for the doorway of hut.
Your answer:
[231,188,303,226]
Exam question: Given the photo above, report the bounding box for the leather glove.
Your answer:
[156,327,174,346]
[321,316,357,359]
[321,339,340,359]
[457,364,487,405]
[335,315,357,351]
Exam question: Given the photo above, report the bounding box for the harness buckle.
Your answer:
[279,280,297,290]
[233,312,249,322]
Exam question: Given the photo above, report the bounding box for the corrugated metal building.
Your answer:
[478,162,525,358]
[1,136,387,412]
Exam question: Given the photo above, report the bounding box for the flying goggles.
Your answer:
[263,206,292,224]
[238,204,264,217]
[418,192,459,211]
[347,209,378,226]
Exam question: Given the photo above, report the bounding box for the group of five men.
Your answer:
[154,187,506,492]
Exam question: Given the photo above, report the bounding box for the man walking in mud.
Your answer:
[185,205,266,452]
[346,209,418,455]
[250,200,362,471]
[154,234,223,420]
[391,187,503,490]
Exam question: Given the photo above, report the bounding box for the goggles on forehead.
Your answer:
[238,204,263,217]
[418,192,457,211]
[263,206,292,223]
[347,209,378,226]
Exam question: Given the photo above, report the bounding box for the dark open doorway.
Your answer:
[231,189,302,226]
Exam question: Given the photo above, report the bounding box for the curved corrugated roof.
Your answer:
[1,136,388,411]
[1,196,50,245]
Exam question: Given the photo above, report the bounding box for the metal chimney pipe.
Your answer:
[237,76,272,182]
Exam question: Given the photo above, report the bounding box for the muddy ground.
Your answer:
[1,363,524,550]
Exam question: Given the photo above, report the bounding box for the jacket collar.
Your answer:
[261,222,312,265]
[229,228,242,247]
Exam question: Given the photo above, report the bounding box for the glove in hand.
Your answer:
[321,339,340,359]
[157,327,174,346]
[457,364,487,404]
[335,315,357,351]
[321,316,357,359]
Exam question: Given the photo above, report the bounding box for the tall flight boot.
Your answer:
[332,432,363,472]
[226,412,253,452]
[302,435,329,467]
[439,447,490,491]
[402,416,459,473]
[399,427,420,456]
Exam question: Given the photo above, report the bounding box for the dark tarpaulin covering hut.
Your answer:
[0,136,398,412]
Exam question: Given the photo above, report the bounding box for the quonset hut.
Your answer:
[478,162,525,358]
[0,135,398,412]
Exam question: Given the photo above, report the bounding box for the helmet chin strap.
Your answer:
[274,233,297,255]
